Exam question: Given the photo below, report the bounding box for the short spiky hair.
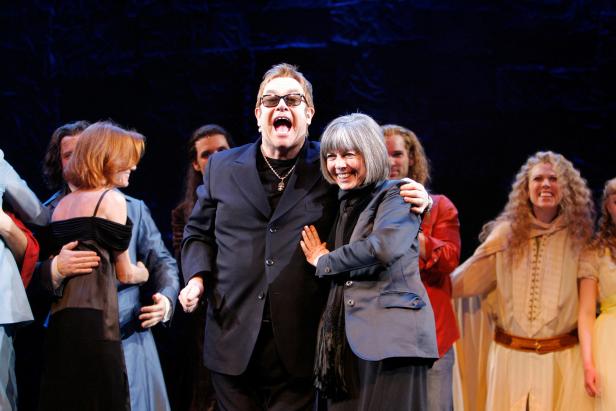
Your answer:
[382,124,431,186]
[64,121,145,189]
[480,151,594,254]
[320,113,390,187]
[255,63,314,109]
[42,120,91,190]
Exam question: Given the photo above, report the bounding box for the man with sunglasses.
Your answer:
[179,63,431,411]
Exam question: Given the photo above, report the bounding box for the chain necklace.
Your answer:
[261,150,297,192]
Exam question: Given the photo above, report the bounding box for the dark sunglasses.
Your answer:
[260,93,305,108]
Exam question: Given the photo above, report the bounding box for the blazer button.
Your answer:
[345,281,353,287]
[324,267,331,273]
[346,299,355,307]
[258,292,265,300]
[265,259,274,266]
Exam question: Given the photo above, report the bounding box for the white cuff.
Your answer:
[51,256,65,291]
[162,296,172,322]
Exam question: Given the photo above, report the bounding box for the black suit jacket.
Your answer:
[182,138,337,377]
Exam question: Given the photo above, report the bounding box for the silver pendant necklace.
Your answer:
[261,150,297,192]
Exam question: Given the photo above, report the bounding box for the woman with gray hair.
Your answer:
[300,113,438,410]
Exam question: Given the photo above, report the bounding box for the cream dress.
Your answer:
[579,248,616,411]
[451,216,593,411]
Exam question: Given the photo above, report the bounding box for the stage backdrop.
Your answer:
[1,1,614,257]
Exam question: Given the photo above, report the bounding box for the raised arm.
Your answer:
[399,178,431,214]
[450,222,509,298]
[0,150,49,226]
[1,209,40,288]
[0,208,28,265]
[314,185,421,277]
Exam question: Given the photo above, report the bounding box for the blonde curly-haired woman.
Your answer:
[451,151,594,411]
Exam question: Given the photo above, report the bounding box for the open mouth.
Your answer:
[273,117,292,133]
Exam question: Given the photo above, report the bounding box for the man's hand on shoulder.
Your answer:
[399,178,432,214]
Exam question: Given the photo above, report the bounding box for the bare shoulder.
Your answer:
[97,190,127,224]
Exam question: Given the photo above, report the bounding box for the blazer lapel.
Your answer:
[350,181,389,242]
[271,140,323,222]
[230,142,271,218]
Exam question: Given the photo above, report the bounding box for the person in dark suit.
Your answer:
[300,113,439,411]
[179,63,432,411]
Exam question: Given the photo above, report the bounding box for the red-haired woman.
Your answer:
[39,121,148,411]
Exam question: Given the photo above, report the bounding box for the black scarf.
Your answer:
[314,184,375,399]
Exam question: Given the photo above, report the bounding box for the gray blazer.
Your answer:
[315,180,439,362]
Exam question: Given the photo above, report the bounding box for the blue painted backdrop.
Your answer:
[1,0,614,256]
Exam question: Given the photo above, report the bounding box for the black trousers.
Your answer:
[210,321,315,411]
[327,353,429,411]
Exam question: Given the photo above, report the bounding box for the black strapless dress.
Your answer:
[39,215,133,411]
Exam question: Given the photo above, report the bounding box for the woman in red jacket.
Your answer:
[383,124,461,411]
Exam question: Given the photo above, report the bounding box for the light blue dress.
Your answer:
[0,149,49,411]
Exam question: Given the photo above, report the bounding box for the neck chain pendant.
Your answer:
[261,149,297,193]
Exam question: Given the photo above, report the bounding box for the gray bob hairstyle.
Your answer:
[320,113,390,187]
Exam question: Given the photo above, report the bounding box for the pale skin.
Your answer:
[192,134,231,175]
[52,188,149,285]
[179,76,431,313]
[528,162,562,224]
[300,225,328,266]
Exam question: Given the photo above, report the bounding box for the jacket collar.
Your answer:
[230,138,323,220]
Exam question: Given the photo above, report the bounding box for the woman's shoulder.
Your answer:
[78,189,127,225]
[53,189,104,221]
[376,179,403,194]
[99,189,125,205]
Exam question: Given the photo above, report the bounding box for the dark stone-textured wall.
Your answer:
[1,0,614,256]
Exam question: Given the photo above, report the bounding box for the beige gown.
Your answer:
[452,215,593,411]
[579,248,616,411]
